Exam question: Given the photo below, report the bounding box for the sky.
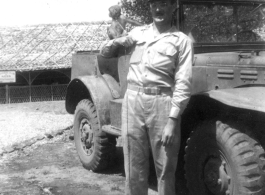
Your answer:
[0,0,120,27]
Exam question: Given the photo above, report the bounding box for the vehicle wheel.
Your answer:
[185,120,265,195]
[74,99,116,172]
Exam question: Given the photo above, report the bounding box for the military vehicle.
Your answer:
[65,0,265,194]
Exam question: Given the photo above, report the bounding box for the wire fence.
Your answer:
[0,84,68,104]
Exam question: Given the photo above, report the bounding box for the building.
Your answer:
[0,21,109,104]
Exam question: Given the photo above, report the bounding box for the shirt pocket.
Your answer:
[152,42,177,67]
[129,40,146,65]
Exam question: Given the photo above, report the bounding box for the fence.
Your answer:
[0,84,68,104]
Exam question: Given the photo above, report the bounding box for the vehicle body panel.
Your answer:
[71,51,119,81]
[200,87,265,113]
[192,51,265,94]
[66,75,118,128]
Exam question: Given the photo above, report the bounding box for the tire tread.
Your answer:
[185,120,265,195]
[74,99,116,172]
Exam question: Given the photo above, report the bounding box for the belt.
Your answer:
[127,84,172,95]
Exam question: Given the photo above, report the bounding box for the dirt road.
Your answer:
[0,131,159,195]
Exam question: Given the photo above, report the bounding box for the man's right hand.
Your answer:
[113,35,135,47]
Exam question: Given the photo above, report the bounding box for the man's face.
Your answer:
[150,0,176,25]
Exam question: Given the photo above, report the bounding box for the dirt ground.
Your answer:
[0,101,159,195]
[0,101,73,150]
[0,130,158,195]
[0,133,128,195]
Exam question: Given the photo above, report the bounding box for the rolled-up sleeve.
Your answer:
[100,27,141,58]
[169,38,193,119]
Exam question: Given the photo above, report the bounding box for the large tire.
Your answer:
[185,120,265,195]
[74,99,116,172]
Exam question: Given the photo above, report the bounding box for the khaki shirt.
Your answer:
[101,24,193,119]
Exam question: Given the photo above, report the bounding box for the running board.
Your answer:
[102,125,121,136]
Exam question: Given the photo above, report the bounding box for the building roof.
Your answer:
[0,21,110,72]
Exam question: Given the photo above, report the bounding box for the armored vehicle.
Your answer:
[66,0,265,194]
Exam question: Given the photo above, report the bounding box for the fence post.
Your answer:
[29,72,31,102]
[5,85,8,104]
[29,85,31,102]
[51,85,53,101]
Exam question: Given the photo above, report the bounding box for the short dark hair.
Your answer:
[109,5,121,20]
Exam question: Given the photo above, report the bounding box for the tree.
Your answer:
[120,0,265,42]
[120,0,178,27]
[120,0,153,24]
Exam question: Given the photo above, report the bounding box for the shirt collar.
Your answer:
[138,24,179,46]
[148,23,179,43]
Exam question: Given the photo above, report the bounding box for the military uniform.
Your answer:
[101,23,193,195]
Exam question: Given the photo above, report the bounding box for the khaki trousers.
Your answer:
[122,88,181,195]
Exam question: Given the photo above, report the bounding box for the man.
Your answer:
[107,5,143,40]
[101,0,193,194]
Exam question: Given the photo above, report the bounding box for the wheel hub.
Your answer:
[80,119,94,156]
[204,157,231,195]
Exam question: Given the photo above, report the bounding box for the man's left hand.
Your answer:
[161,118,179,147]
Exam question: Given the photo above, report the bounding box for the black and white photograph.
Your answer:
[0,0,265,195]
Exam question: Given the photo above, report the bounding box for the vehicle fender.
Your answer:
[66,75,119,127]
[102,74,121,99]
[200,86,265,113]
